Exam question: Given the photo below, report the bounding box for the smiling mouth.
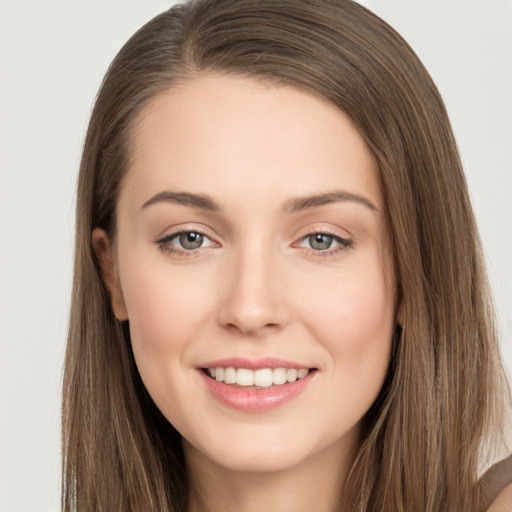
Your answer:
[203,367,316,389]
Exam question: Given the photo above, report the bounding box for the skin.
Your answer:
[487,484,512,512]
[94,74,398,512]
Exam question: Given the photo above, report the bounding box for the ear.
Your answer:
[92,228,128,321]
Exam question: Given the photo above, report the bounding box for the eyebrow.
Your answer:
[141,191,221,211]
[282,191,378,214]
[140,189,378,214]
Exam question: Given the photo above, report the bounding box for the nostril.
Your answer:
[217,280,290,335]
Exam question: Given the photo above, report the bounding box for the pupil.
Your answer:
[310,234,332,250]
[180,232,203,249]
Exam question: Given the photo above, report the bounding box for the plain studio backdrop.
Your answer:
[0,1,511,510]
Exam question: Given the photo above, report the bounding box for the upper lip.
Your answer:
[199,357,314,371]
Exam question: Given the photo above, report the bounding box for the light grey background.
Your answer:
[0,1,510,510]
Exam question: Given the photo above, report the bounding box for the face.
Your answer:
[95,74,397,474]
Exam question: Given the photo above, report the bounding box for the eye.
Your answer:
[177,231,207,250]
[297,232,352,253]
[308,233,336,251]
[156,229,217,255]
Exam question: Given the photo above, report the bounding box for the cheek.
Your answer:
[299,261,395,404]
[117,251,215,382]
[123,277,181,350]
[302,261,395,342]
[118,266,215,428]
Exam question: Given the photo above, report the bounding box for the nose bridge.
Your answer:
[218,237,288,334]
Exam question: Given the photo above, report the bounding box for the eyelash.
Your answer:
[156,228,216,258]
[155,228,353,258]
[296,230,353,257]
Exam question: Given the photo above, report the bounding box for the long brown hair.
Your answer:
[62,1,510,510]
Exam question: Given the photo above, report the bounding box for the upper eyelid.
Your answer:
[292,225,354,252]
[160,230,212,243]
[293,224,352,240]
[295,232,352,248]
[155,229,218,257]
[156,225,217,243]
[154,224,352,246]
[299,231,348,242]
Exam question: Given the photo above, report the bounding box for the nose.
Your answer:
[217,246,290,336]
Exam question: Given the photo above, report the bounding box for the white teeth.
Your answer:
[236,368,254,386]
[215,367,224,382]
[297,368,309,379]
[224,367,236,384]
[286,368,298,383]
[254,368,273,388]
[208,367,311,387]
[273,368,287,385]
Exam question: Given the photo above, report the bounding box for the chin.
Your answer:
[183,422,357,475]
[195,443,315,473]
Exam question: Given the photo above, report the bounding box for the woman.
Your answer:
[62,0,511,510]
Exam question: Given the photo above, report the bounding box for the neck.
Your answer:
[185,434,358,512]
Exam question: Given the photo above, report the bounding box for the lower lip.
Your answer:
[200,370,315,412]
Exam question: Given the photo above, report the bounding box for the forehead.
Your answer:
[120,73,382,212]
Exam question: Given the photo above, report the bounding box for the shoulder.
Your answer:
[480,455,512,512]
[486,482,512,512]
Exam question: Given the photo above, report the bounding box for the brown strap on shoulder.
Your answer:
[478,455,512,511]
